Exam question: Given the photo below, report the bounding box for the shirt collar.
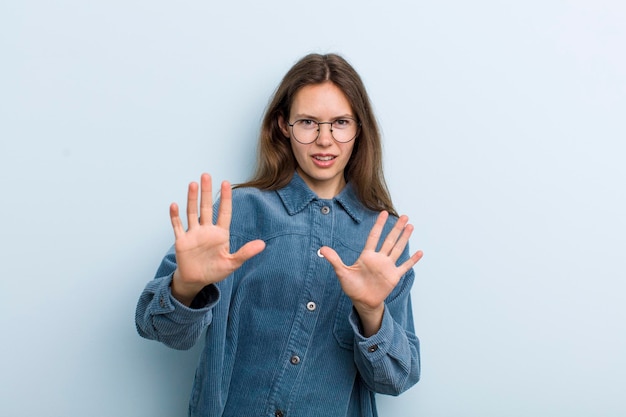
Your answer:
[277,172,364,223]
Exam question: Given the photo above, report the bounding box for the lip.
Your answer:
[311,154,337,168]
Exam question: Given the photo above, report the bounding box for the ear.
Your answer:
[278,115,290,138]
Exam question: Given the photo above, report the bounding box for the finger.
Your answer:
[216,181,233,230]
[169,202,185,239]
[199,173,213,225]
[186,181,199,229]
[319,246,347,272]
[397,249,424,276]
[231,239,266,266]
[388,222,414,261]
[363,211,389,251]
[380,215,409,256]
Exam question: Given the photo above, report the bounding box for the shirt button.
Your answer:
[368,344,379,353]
[321,206,330,215]
[316,248,324,258]
[275,410,284,417]
[290,355,301,365]
[159,297,166,308]
[306,301,316,311]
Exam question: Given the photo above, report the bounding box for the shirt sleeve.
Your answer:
[135,246,220,351]
[348,268,420,396]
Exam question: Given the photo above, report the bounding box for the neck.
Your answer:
[296,168,346,199]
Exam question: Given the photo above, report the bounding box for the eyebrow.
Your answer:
[292,113,355,120]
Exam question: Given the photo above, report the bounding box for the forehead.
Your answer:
[290,82,353,117]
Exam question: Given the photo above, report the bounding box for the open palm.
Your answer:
[320,211,423,334]
[169,173,265,305]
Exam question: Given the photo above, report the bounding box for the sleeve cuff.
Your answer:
[189,284,220,309]
[148,274,220,323]
[349,305,394,360]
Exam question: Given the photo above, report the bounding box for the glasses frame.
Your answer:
[287,117,361,144]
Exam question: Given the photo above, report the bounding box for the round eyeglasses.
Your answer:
[287,118,360,144]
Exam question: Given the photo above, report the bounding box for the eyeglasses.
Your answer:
[287,118,360,144]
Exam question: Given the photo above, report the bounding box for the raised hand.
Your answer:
[169,173,266,306]
[319,211,423,336]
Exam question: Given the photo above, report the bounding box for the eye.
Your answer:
[296,119,318,130]
[333,119,353,129]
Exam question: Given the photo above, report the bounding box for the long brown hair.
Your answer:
[235,53,397,216]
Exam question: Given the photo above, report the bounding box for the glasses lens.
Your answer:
[292,120,318,144]
[331,118,358,143]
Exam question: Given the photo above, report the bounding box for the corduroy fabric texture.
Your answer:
[136,172,420,417]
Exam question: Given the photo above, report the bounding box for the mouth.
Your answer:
[313,155,336,161]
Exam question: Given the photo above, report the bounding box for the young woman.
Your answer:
[136,53,423,417]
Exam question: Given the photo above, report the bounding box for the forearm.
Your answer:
[135,274,218,350]
[350,268,421,395]
[350,306,421,395]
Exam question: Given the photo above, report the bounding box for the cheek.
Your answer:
[341,142,356,159]
[340,144,357,170]
[289,140,307,161]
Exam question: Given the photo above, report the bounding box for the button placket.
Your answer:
[268,200,330,409]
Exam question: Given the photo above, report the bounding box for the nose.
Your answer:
[315,122,334,146]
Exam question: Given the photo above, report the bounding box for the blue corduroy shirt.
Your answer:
[136,172,420,417]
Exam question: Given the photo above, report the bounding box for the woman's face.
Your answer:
[279,82,356,199]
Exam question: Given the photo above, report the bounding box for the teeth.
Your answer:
[315,156,334,161]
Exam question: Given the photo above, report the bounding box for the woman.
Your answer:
[136,53,423,417]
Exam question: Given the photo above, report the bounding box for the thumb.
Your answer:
[232,239,266,266]
[319,246,346,271]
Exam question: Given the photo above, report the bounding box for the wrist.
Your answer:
[171,270,205,307]
[354,303,385,337]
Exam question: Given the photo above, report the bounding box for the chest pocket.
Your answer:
[331,240,361,350]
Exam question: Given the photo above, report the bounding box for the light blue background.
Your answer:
[1,1,625,416]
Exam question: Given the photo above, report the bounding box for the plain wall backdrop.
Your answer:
[1,1,625,416]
